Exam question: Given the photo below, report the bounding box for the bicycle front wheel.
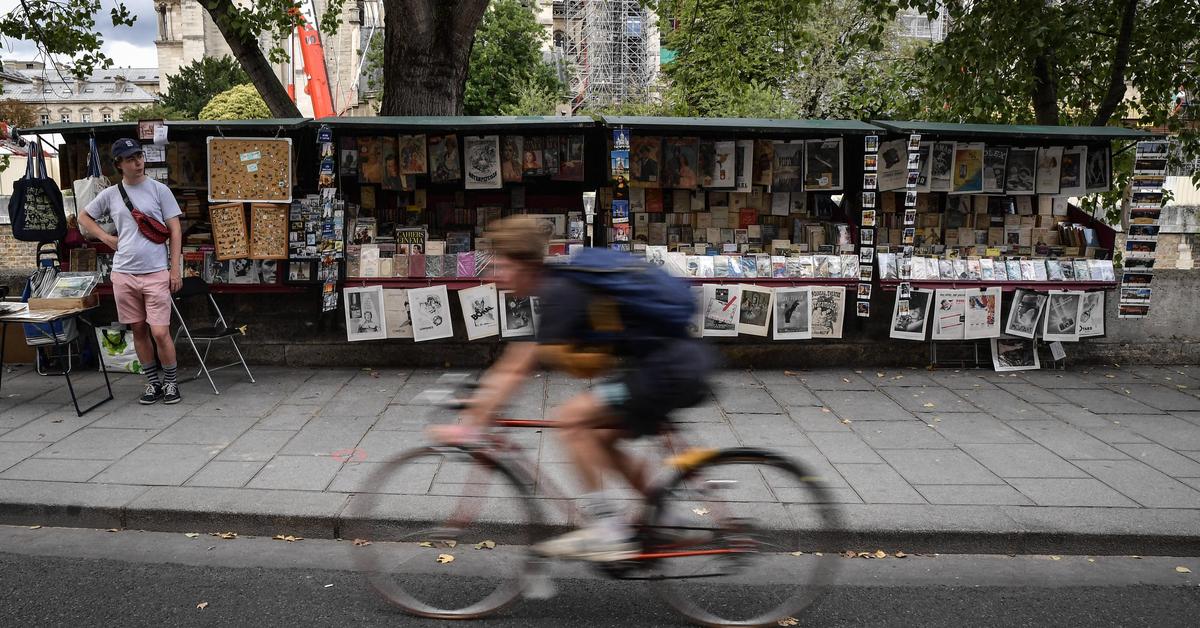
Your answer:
[347,445,541,619]
[643,448,843,627]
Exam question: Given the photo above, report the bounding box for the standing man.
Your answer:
[78,138,184,404]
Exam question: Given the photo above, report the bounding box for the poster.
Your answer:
[457,283,500,340]
[1003,148,1037,194]
[464,135,502,189]
[357,137,382,183]
[554,135,586,182]
[809,286,845,339]
[380,137,404,191]
[1004,289,1046,339]
[499,290,535,338]
[500,135,524,183]
[876,139,908,191]
[702,284,740,337]
[931,288,968,340]
[428,134,461,183]
[630,135,661,186]
[737,284,773,337]
[397,134,428,175]
[804,138,842,191]
[890,289,932,341]
[408,284,454,342]
[992,336,1041,371]
[913,143,932,192]
[662,137,700,189]
[950,143,984,194]
[1059,146,1087,196]
[982,147,1008,193]
[1085,145,1110,192]
[772,141,805,193]
[344,285,387,342]
[773,287,811,340]
[1036,146,1063,194]
[709,140,737,188]
[1042,290,1083,342]
[688,285,704,338]
[929,141,955,192]
[963,287,1001,339]
[1077,291,1105,337]
[753,139,773,186]
[735,139,755,193]
[381,288,413,339]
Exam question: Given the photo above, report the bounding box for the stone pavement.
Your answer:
[2,363,1200,554]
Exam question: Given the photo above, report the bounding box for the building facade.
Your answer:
[1,61,159,125]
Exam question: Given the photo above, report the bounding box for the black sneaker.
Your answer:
[162,382,182,405]
[139,382,163,405]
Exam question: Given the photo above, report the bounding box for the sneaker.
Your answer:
[139,382,163,405]
[162,382,182,405]
[532,521,638,562]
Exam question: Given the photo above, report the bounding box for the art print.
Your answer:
[890,289,931,341]
[339,137,358,176]
[931,288,968,340]
[877,139,908,191]
[397,134,428,175]
[357,137,382,183]
[380,137,405,191]
[1059,146,1087,196]
[383,288,414,339]
[951,143,985,194]
[735,140,755,193]
[1005,288,1046,338]
[709,140,737,188]
[499,290,535,338]
[963,287,1001,340]
[408,284,454,342]
[929,142,955,192]
[1042,291,1083,342]
[772,141,805,193]
[737,284,774,337]
[992,336,1041,371]
[523,136,545,177]
[773,287,812,340]
[809,286,844,339]
[914,143,932,192]
[1085,145,1110,192]
[344,285,387,342]
[753,139,774,186]
[553,135,586,181]
[464,135,502,189]
[804,138,842,191]
[662,137,700,189]
[630,136,661,186]
[458,283,500,340]
[500,135,524,183]
[982,147,1008,193]
[702,284,740,337]
[1004,148,1037,194]
[1077,291,1105,337]
[1035,146,1063,194]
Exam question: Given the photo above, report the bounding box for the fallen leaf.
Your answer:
[790,551,804,556]
[842,550,856,558]
[895,375,904,380]
[475,540,497,550]
[923,403,936,408]
[352,538,371,547]
[28,525,41,530]
[442,540,458,548]
[1178,566,1193,574]
[820,407,830,413]
[842,378,851,383]
[324,584,334,588]
[894,551,907,558]
[815,552,823,557]
[196,602,208,610]
[185,532,200,539]
[876,372,885,378]
[273,534,303,542]
[784,370,801,376]
[107,528,121,533]
[436,553,455,564]
[778,618,799,626]
[854,370,863,374]
[1105,374,1115,379]
[839,418,852,424]
[873,549,887,559]
[692,507,710,516]
[418,541,434,548]
[1050,556,1062,561]
[1178,385,1189,389]
[211,532,238,540]
[1131,555,1142,559]
[1087,558,1095,563]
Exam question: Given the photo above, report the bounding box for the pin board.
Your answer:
[249,203,289,260]
[207,137,293,203]
[209,202,250,261]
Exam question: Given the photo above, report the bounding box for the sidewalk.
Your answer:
[2,363,1200,555]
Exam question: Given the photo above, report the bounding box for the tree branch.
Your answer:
[1091,0,1137,126]
[201,0,301,118]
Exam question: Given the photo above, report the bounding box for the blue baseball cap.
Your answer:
[111,138,143,160]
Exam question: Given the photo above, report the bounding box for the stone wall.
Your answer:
[0,229,36,272]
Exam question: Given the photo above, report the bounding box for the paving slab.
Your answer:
[885,387,976,414]
[88,403,192,429]
[0,457,110,482]
[91,444,218,486]
[955,388,1054,420]
[32,428,155,461]
[815,390,915,421]
[216,430,296,462]
[1016,372,1102,389]
[914,484,1034,506]
[871,372,940,387]
[715,387,784,414]
[785,406,852,432]
[184,461,267,488]
[925,371,999,390]
[326,461,438,494]
[1035,403,1113,429]
[123,486,349,538]
[763,384,823,407]
[0,479,145,528]
[920,413,1031,444]
[277,416,376,456]
[149,416,257,446]
[1005,478,1140,508]
[1052,388,1164,415]
[994,383,1068,404]
[850,421,955,449]
[833,463,925,504]
[0,413,97,444]
[807,432,884,464]
[727,413,813,448]
[877,449,1003,485]
[793,371,875,391]
[959,443,1089,479]
[255,405,320,430]
[1007,421,1128,460]
[354,430,430,461]
[1112,443,1200,478]
[0,403,57,428]
[1073,459,1200,508]
[1105,383,1200,412]
[245,455,344,491]
[1114,415,1200,450]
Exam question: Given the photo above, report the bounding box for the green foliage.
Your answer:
[205,0,349,65]
[463,0,564,116]
[120,103,190,122]
[0,0,136,80]
[160,56,251,119]
[0,98,39,128]
[501,82,560,116]
[198,84,272,120]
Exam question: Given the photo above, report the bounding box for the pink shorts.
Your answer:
[111,270,173,326]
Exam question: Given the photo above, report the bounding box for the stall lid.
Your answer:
[314,115,597,132]
[870,120,1157,142]
[601,116,883,136]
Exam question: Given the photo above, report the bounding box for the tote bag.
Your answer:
[74,138,114,237]
[9,141,67,242]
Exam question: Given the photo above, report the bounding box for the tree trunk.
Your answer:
[201,0,302,118]
[1091,0,1138,127]
[1031,51,1059,125]
[380,0,489,116]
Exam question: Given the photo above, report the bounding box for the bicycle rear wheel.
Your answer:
[348,446,541,619]
[643,448,842,627]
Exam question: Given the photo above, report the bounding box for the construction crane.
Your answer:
[288,6,335,119]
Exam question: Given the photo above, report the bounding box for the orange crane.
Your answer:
[288,7,335,119]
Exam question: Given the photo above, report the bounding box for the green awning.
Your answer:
[315,115,597,132]
[602,116,883,136]
[17,118,311,137]
[870,120,1155,142]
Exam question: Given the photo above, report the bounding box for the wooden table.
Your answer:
[0,305,114,417]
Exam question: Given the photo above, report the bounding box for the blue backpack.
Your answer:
[550,248,694,339]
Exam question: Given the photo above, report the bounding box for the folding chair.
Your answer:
[171,277,255,395]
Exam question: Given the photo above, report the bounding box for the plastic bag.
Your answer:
[74,138,114,238]
[95,325,143,374]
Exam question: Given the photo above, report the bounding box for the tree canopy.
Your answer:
[160,56,252,119]
[120,103,189,122]
[463,0,563,116]
[198,84,271,120]
[0,98,38,128]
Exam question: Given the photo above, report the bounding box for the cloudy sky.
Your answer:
[0,0,159,68]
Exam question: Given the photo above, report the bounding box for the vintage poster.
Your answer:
[950,143,984,194]
[914,142,932,192]
[464,135,502,190]
[427,134,461,183]
[753,139,774,186]
[357,136,382,183]
[929,141,955,192]
[992,336,1041,372]
[457,283,500,341]
[543,135,560,175]
[773,287,812,340]
[735,139,755,193]
[553,135,586,182]
[770,141,804,193]
[877,139,908,191]
[380,137,404,191]
[963,287,1002,340]
[630,135,661,186]
[397,134,428,175]
[737,284,773,337]
[382,288,413,339]
[702,284,740,337]
[1077,291,1105,337]
[1004,288,1047,339]
[931,289,968,340]
[339,136,358,176]
[982,147,1008,193]
[804,138,842,191]
[499,290,535,338]
[662,137,700,189]
[890,289,932,341]
[809,286,845,339]
[1035,146,1064,194]
[1059,146,1087,196]
[500,135,524,183]
[708,140,737,188]
[1005,148,1038,194]
[523,135,545,177]
[1042,290,1083,342]
[408,284,454,342]
[1085,145,1110,192]
[344,285,387,342]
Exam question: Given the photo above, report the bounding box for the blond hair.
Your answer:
[485,215,547,263]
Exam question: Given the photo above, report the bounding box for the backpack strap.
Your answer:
[117,182,136,214]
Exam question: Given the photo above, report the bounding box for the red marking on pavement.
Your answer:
[332,448,367,463]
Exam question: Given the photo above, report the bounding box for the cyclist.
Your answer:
[432,216,714,561]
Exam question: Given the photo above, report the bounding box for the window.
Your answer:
[39,114,50,125]
[81,112,92,123]
[103,112,112,122]
[60,114,70,123]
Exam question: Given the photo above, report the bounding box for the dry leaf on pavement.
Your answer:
[784,370,801,376]
[273,535,303,542]
[28,525,41,530]
[352,538,371,547]
[107,528,121,533]
[211,532,238,540]
[185,533,200,539]
[778,618,799,626]
[839,419,852,424]
[442,540,458,548]
[475,540,497,550]
[894,551,907,558]
[196,602,208,610]
[692,507,710,516]
[1177,566,1193,573]
[842,378,851,383]
[1050,556,1062,561]
[790,551,804,556]
[418,541,434,548]
[923,403,935,408]
[873,549,887,559]
[436,554,455,564]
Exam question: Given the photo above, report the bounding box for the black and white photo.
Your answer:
[383,288,413,339]
[991,336,1041,372]
[499,290,535,338]
[772,141,805,193]
[457,283,500,340]
[773,287,811,340]
[1005,148,1037,194]
[738,284,774,336]
[702,284,740,337]
[929,142,955,192]
[1035,146,1063,194]
[344,285,387,342]
[1005,289,1047,339]
[1077,291,1105,337]
[1042,291,1083,342]
[409,284,454,342]
[804,138,842,191]
[809,286,845,339]
[1085,145,1111,192]
[890,289,931,341]
[982,147,1008,193]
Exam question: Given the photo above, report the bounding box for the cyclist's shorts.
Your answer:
[596,338,715,437]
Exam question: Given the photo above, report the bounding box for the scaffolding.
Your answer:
[560,0,657,112]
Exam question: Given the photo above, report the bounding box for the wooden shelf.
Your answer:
[878,279,1117,293]
[683,278,860,286]
[343,277,494,289]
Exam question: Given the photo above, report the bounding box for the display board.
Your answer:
[249,203,289,260]
[209,202,250,261]
[207,137,293,203]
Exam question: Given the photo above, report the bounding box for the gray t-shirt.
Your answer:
[84,178,182,274]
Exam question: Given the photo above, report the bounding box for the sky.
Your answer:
[0,0,159,69]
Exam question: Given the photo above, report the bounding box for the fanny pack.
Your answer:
[118,182,170,244]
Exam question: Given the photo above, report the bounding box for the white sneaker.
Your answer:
[533,521,639,562]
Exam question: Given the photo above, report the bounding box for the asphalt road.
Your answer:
[2,526,1198,627]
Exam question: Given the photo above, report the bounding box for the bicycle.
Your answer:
[349,377,843,627]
